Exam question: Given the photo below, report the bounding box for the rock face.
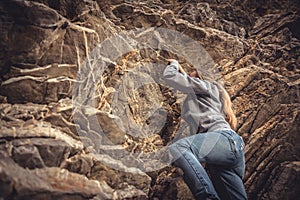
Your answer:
[0,0,299,199]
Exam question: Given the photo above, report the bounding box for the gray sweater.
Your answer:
[163,61,231,134]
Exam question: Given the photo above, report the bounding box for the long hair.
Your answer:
[215,83,237,130]
[192,68,237,130]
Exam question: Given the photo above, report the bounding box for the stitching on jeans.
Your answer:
[227,137,238,159]
[179,144,210,194]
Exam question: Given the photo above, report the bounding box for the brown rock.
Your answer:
[0,158,114,200]
[0,0,299,199]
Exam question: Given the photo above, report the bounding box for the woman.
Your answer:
[163,59,247,200]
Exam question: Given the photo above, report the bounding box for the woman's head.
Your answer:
[189,69,204,80]
[215,83,237,130]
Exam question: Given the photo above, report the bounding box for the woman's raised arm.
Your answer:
[163,60,210,95]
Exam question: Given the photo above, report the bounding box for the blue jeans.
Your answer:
[170,129,247,200]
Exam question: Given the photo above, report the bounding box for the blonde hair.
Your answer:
[215,83,237,130]
[192,68,237,130]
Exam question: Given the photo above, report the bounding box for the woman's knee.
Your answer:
[169,143,182,157]
[169,139,192,163]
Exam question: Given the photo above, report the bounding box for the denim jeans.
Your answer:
[170,129,247,200]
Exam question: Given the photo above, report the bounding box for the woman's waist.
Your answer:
[199,121,231,133]
[216,129,245,151]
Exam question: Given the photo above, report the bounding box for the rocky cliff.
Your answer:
[0,0,299,199]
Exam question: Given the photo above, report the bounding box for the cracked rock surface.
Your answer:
[0,0,299,199]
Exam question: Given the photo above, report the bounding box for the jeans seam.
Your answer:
[180,147,210,195]
[228,137,238,159]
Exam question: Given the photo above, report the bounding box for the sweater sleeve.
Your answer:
[163,61,210,94]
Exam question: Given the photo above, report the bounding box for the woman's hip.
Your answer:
[170,129,245,166]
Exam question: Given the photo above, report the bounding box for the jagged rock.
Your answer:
[0,0,119,103]
[0,103,151,199]
[149,167,194,200]
[0,0,299,199]
[90,153,151,194]
[261,161,300,199]
[0,158,114,200]
[0,119,84,169]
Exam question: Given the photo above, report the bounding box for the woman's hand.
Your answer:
[167,59,178,64]
[167,59,186,74]
[178,64,186,74]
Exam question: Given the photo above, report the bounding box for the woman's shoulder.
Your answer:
[192,78,215,88]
